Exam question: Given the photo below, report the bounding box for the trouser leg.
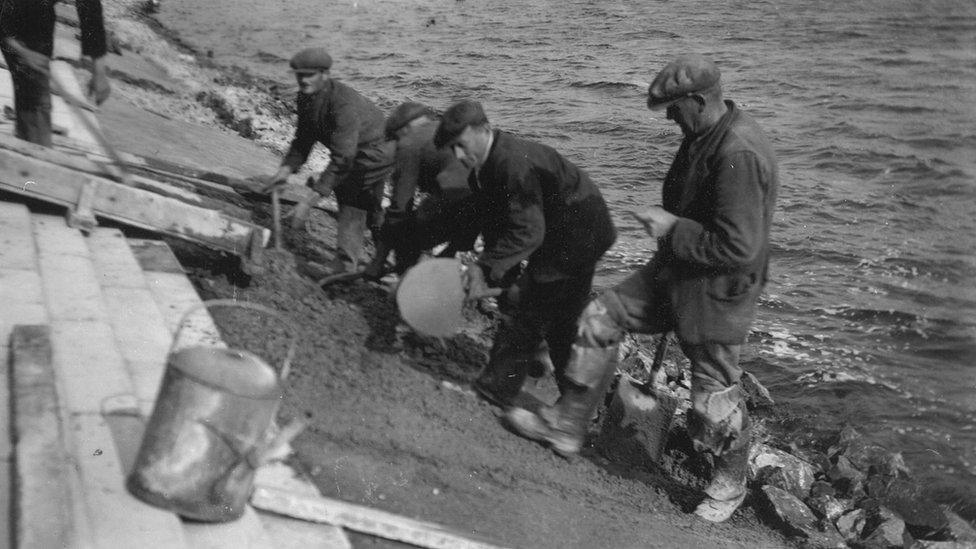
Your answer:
[682,341,751,521]
[335,205,368,268]
[505,296,626,456]
[1,44,53,147]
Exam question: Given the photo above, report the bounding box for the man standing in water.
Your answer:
[263,47,394,271]
[434,99,616,417]
[504,54,779,522]
[0,0,112,146]
[363,101,476,279]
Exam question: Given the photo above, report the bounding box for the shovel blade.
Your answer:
[597,374,678,467]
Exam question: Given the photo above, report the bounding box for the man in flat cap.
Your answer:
[264,47,394,271]
[363,101,477,279]
[434,99,616,423]
[505,54,779,522]
[1,0,111,146]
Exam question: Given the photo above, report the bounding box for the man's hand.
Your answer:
[3,38,49,74]
[629,207,678,239]
[259,166,293,194]
[463,264,503,302]
[87,56,111,105]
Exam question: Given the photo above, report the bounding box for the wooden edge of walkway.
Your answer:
[251,485,510,549]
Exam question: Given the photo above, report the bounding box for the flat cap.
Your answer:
[647,54,720,110]
[385,102,436,139]
[434,100,488,148]
[289,47,333,72]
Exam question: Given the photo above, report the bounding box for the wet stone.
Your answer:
[836,508,867,542]
[861,507,907,549]
[828,454,866,498]
[807,493,846,522]
[907,542,976,549]
[760,485,818,532]
[882,479,950,539]
[750,444,816,500]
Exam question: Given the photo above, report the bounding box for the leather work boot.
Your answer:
[505,363,616,458]
[504,406,582,458]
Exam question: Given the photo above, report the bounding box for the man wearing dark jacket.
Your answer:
[1,0,111,146]
[363,101,477,278]
[264,47,394,269]
[505,55,779,523]
[434,100,616,420]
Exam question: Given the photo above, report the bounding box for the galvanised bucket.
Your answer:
[126,300,296,522]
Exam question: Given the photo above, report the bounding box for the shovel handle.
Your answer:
[645,332,671,385]
[271,188,283,250]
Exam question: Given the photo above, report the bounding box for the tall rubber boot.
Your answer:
[336,205,368,270]
[473,335,532,408]
[690,387,751,522]
[504,345,617,457]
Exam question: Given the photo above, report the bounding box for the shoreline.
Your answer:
[89,3,976,546]
[100,0,331,181]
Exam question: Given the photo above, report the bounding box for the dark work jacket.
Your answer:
[475,130,616,284]
[658,101,778,344]
[388,122,471,216]
[281,79,387,190]
[0,0,107,58]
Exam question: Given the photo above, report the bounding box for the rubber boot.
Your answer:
[692,393,751,523]
[694,438,750,522]
[336,206,368,270]
[505,346,617,457]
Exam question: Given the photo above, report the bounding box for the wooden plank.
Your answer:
[0,132,252,218]
[0,145,269,255]
[251,486,509,549]
[9,325,79,549]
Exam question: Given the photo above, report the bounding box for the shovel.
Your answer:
[597,333,679,468]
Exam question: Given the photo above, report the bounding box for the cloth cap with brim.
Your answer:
[289,47,333,73]
[647,54,720,110]
[385,102,436,140]
[434,100,489,148]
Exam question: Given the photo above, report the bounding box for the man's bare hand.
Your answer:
[259,166,293,194]
[463,264,503,302]
[629,207,678,239]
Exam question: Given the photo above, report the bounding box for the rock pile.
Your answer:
[614,336,975,548]
[749,426,976,548]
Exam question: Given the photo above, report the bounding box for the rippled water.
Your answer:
[158,0,976,512]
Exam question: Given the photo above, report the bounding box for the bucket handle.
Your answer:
[169,299,299,380]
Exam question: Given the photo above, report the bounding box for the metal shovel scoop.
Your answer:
[597,334,679,468]
[395,258,465,338]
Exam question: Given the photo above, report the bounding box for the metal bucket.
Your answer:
[126,300,297,522]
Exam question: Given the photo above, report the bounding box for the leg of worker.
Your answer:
[1,44,53,147]
[505,262,672,456]
[473,275,547,407]
[337,142,393,267]
[682,341,751,522]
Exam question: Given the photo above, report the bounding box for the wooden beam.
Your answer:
[9,325,79,549]
[0,145,269,255]
[0,132,251,218]
[251,486,508,549]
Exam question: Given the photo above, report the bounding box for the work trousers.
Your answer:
[478,268,596,402]
[312,140,395,263]
[585,260,744,393]
[570,258,749,455]
[1,43,53,147]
